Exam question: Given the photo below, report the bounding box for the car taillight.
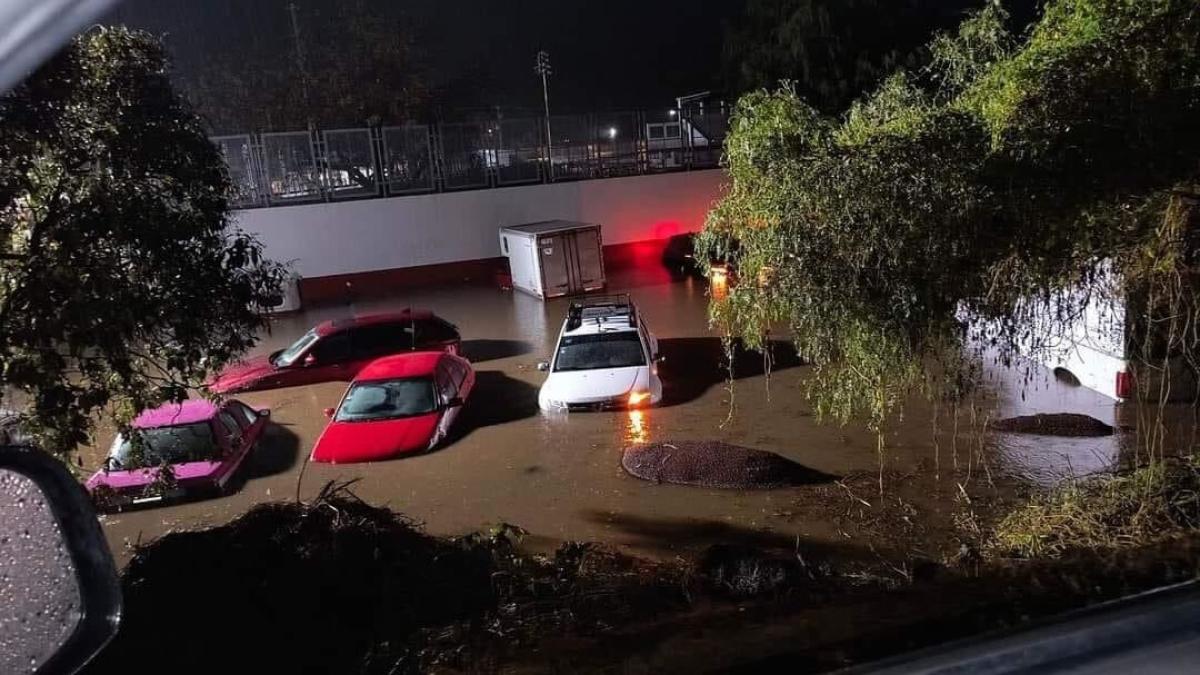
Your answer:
[1115,370,1132,399]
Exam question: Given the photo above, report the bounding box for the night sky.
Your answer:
[108,0,742,114]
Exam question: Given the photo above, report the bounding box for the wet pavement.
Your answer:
[80,262,1193,565]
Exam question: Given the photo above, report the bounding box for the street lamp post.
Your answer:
[534,50,553,179]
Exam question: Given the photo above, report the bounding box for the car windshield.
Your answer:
[554,332,645,371]
[109,422,217,470]
[335,378,437,422]
[273,329,319,367]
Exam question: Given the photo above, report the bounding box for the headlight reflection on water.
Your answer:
[626,409,648,445]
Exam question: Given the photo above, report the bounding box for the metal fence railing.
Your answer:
[216,107,728,209]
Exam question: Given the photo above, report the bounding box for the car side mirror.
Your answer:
[445,397,464,409]
[536,361,550,372]
[257,408,271,419]
[323,407,335,419]
[303,354,317,367]
[0,446,121,674]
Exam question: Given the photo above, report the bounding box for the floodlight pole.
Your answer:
[535,50,553,179]
[287,2,311,111]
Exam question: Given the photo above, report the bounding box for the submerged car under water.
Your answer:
[310,351,475,463]
[208,310,461,394]
[85,399,269,509]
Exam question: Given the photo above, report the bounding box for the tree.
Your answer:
[0,27,285,453]
[701,1,1200,428]
[720,0,1015,113]
[148,0,428,133]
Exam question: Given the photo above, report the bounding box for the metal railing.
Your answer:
[212,109,729,209]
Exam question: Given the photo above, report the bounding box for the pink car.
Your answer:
[85,399,269,509]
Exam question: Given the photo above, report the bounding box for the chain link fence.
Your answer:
[217,107,726,209]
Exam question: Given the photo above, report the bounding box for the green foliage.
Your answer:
[0,27,285,453]
[991,456,1200,558]
[704,0,1200,426]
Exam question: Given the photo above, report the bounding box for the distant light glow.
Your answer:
[607,127,618,139]
[668,109,677,117]
[709,265,729,300]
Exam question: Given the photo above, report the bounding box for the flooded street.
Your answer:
[82,263,1190,565]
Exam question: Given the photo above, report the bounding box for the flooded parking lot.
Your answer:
[82,263,1185,564]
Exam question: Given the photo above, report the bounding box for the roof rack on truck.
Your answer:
[566,294,636,331]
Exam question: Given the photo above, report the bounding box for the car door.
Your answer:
[450,357,475,403]
[281,330,354,386]
[433,360,460,442]
[230,401,267,447]
[212,411,246,487]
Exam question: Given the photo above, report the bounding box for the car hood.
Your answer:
[209,355,276,394]
[86,460,223,492]
[540,366,645,404]
[310,413,441,464]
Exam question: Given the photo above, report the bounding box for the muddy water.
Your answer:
[84,264,1193,565]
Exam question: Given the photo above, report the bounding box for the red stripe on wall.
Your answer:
[297,237,680,306]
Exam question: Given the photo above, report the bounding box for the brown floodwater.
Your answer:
[81,263,1197,565]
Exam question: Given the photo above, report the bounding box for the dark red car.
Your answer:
[311,351,476,463]
[209,310,461,394]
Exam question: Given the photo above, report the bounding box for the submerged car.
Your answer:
[310,351,475,463]
[85,399,269,509]
[537,295,663,411]
[661,232,736,280]
[209,310,461,394]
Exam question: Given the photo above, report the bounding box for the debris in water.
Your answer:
[621,441,837,489]
[988,413,1120,437]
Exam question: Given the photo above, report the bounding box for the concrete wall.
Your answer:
[233,169,726,280]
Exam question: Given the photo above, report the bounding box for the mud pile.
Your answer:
[86,482,687,675]
[621,440,836,488]
[989,413,1117,437]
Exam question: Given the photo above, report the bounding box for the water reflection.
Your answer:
[627,409,648,444]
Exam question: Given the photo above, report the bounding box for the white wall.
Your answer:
[234,169,726,279]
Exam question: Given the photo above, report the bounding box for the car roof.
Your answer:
[563,317,639,336]
[315,309,435,336]
[562,295,639,336]
[354,351,449,380]
[132,399,221,429]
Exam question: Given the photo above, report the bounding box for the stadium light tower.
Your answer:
[534,50,553,175]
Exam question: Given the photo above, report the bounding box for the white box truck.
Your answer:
[499,221,606,299]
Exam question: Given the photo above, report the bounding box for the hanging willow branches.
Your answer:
[701,0,1200,427]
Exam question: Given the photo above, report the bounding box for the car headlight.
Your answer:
[627,390,651,407]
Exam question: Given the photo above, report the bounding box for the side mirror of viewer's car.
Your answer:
[303,354,317,367]
[0,445,122,674]
[536,361,550,372]
[323,407,335,419]
[257,408,271,419]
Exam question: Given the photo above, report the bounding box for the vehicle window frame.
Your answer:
[216,412,242,447]
[352,321,413,360]
[435,362,458,402]
[231,402,258,428]
[552,331,648,372]
[311,330,353,364]
[416,317,458,345]
[446,358,467,389]
[333,377,438,422]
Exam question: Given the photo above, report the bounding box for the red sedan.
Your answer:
[310,351,476,463]
[209,310,460,394]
